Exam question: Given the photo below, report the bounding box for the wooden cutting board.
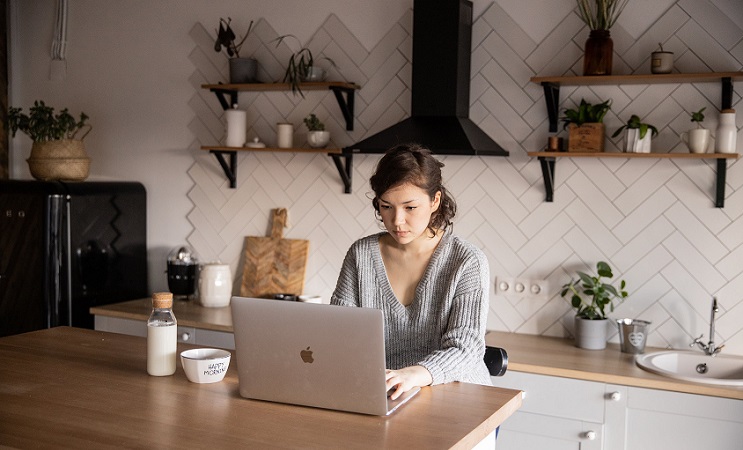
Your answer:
[240,208,309,298]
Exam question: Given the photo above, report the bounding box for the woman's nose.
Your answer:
[393,210,405,225]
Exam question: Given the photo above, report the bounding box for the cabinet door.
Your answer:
[491,371,606,449]
[497,411,603,450]
[624,386,743,450]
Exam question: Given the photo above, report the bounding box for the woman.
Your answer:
[330,144,491,400]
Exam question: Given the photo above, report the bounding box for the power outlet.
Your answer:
[495,277,549,297]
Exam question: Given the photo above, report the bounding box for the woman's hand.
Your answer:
[385,365,433,400]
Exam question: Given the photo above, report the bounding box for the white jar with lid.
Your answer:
[715,109,737,154]
[198,262,232,307]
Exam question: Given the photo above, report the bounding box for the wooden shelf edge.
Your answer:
[201,81,361,92]
[530,72,743,86]
[201,145,343,155]
[527,151,740,159]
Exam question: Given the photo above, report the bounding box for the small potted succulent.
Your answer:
[561,261,628,350]
[561,98,611,152]
[303,113,330,148]
[8,100,91,181]
[273,34,336,97]
[214,17,256,84]
[612,114,658,153]
[681,107,709,153]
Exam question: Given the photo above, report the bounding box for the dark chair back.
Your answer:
[484,346,508,377]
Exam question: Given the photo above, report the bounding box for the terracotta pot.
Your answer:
[583,30,613,76]
[27,139,90,181]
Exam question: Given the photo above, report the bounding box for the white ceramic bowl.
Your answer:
[180,348,231,383]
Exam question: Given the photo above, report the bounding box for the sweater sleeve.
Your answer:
[417,247,490,385]
[330,243,361,307]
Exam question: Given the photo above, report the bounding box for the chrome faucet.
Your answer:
[690,297,724,356]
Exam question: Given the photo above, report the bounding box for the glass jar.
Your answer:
[583,30,613,76]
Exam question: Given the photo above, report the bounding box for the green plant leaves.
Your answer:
[561,98,611,129]
[7,100,89,142]
[560,261,628,320]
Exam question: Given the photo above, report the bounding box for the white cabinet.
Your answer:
[492,372,743,450]
[492,371,604,449]
[94,315,235,349]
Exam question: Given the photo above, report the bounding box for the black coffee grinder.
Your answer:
[166,246,198,300]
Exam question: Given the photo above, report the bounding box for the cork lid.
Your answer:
[152,292,173,309]
[721,108,735,114]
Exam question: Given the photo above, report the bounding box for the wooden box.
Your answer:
[567,123,605,152]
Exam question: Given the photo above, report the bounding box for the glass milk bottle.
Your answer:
[147,292,177,376]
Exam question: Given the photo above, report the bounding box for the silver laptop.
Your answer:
[230,296,420,415]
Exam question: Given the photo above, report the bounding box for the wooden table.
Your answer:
[0,327,522,449]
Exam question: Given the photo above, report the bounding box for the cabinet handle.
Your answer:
[610,391,621,401]
[584,431,597,440]
[181,332,191,341]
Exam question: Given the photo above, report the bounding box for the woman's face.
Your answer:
[377,183,441,246]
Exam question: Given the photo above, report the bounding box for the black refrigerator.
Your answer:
[0,180,148,337]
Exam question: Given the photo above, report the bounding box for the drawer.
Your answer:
[491,371,606,423]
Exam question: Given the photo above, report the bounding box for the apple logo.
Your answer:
[300,346,314,363]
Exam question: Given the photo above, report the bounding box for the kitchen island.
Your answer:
[0,327,522,449]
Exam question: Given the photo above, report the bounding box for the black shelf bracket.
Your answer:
[210,150,237,188]
[331,152,353,194]
[537,156,556,202]
[721,77,733,110]
[716,158,728,208]
[209,88,239,111]
[330,86,356,131]
[542,82,561,133]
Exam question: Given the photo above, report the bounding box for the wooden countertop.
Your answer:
[92,300,743,401]
[91,298,234,332]
[486,331,743,400]
[0,327,521,449]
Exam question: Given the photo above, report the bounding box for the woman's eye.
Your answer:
[406,206,417,211]
[380,205,391,210]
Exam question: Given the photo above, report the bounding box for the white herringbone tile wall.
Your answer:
[187,1,743,354]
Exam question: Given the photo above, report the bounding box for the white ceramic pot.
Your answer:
[198,262,232,308]
[307,131,330,148]
[624,129,652,153]
[574,316,608,350]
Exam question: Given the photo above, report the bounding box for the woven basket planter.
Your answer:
[27,139,90,181]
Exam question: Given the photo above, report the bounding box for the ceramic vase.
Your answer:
[624,129,652,153]
[715,109,737,154]
[583,30,613,76]
[574,316,608,350]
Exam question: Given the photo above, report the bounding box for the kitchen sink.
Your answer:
[636,350,743,386]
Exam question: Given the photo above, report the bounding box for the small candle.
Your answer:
[277,123,294,148]
[224,105,247,147]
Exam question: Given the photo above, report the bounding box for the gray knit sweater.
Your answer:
[330,231,492,386]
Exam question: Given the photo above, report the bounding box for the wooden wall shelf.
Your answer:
[531,72,742,133]
[200,82,360,192]
[528,72,741,207]
[527,152,740,207]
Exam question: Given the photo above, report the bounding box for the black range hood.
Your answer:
[346,0,508,156]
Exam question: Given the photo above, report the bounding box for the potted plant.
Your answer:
[650,42,673,74]
[561,98,611,152]
[8,100,91,181]
[561,261,628,350]
[612,114,658,153]
[303,113,330,148]
[681,107,709,154]
[214,17,256,84]
[273,34,336,97]
[576,0,629,75]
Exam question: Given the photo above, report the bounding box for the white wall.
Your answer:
[9,0,743,355]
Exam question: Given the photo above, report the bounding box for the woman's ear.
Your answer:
[431,191,441,212]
